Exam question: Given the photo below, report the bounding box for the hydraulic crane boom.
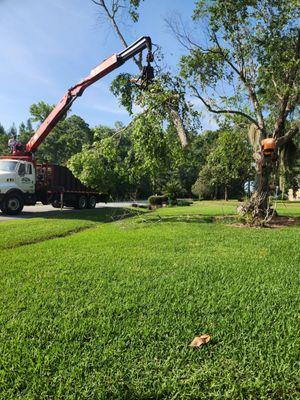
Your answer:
[25,36,153,155]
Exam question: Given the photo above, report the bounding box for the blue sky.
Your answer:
[0,0,216,132]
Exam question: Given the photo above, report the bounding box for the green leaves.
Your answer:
[25,102,94,164]
[182,0,300,132]
[180,48,226,90]
[128,0,144,22]
[110,73,136,114]
[193,128,254,198]
[29,101,55,123]
[0,123,8,155]
[68,136,126,195]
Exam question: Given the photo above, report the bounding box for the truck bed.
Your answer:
[49,165,96,193]
[36,163,105,206]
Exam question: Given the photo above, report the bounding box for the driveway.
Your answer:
[0,201,148,221]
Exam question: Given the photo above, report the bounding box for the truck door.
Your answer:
[17,162,35,193]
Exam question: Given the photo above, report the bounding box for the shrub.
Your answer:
[163,181,186,201]
[177,199,193,206]
[168,198,178,206]
[148,195,169,206]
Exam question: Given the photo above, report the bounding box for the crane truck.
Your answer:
[0,37,154,215]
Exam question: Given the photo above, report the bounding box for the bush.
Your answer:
[148,195,169,206]
[163,181,186,201]
[168,198,178,206]
[177,199,193,206]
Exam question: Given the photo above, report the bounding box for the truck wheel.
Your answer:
[87,196,97,209]
[76,195,87,209]
[2,193,24,215]
[52,200,62,209]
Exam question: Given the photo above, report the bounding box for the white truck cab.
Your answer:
[0,159,36,215]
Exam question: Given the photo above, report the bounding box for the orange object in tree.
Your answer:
[261,138,276,157]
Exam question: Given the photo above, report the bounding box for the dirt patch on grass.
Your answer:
[230,216,300,229]
[267,216,300,228]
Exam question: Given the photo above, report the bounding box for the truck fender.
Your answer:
[4,188,24,199]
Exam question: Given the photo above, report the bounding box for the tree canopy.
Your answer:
[177,0,299,137]
[193,128,254,200]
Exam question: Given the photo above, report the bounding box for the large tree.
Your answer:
[171,0,299,217]
[22,101,94,164]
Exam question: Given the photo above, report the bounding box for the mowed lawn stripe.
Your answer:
[0,206,299,399]
[0,207,139,250]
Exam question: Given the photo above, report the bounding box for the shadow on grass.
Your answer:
[2,207,145,224]
[137,214,236,224]
[1,208,145,250]
[46,207,144,223]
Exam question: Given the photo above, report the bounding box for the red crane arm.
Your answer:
[26,36,153,154]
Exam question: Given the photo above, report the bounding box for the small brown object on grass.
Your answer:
[190,334,211,348]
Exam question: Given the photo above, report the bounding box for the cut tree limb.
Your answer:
[91,0,189,148]
[168,107,188,148]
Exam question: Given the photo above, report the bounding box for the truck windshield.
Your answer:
[0,161,18,172]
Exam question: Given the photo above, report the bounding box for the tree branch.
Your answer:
[212,32,266,133]
[91,0,143,70]
[276,120,300,147]
[167,107,188,148]
[109,110,149,139]
[110,105,188,148]
[191,85,259,127]
[273,29,300,139]
[165,16,220,54]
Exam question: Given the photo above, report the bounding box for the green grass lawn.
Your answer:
[0,201,299,399]
[0,207,138,250]
[274,200,300,217]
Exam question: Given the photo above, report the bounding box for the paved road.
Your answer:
[0,201,147,221]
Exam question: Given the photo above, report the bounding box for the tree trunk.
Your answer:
[239,153,271,218]
[238,124,271,218]
[254,157,270,210]
[224,186,228,201]
[238,163,270,218]
[213,186,218,200]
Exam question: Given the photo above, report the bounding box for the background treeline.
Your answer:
[0,100,257,200]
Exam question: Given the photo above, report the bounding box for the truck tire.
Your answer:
[52,200,62,209]
[1,193,24,215]
[76,195,87,210]
[87,196,97,209]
